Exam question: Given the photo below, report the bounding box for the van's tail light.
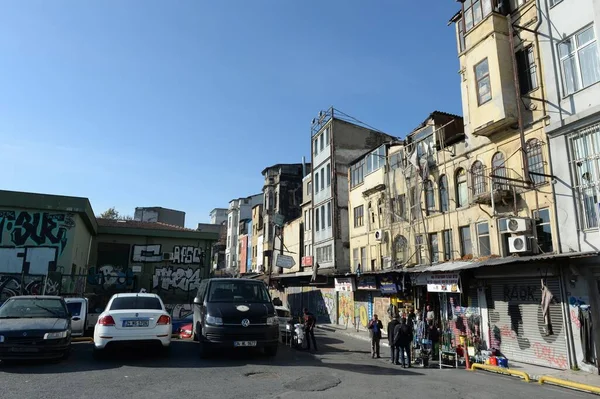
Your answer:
[157,315,171,325]
[98,315,115,326]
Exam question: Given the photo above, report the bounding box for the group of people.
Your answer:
[368,314,413,367]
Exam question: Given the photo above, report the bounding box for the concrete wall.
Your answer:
[281,217,302,273]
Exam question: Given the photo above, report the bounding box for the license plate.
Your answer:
[10,347,39,353]
[123,320,149,328]
[234,341,257,347]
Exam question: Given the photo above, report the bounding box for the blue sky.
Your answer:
[0,1,463,228]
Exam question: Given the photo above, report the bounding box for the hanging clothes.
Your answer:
[541,279,554,335]
[579,305,595,364]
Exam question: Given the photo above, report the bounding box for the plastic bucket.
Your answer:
[490,356,498,366]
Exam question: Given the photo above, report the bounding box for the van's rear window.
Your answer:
[110,297,162,310]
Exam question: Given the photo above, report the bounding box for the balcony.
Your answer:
[469,166,521,206]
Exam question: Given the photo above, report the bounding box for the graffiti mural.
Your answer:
[172,246,204,265]
[338,291,354,326]
[87,265,134,291]
[152,266,201,292]
[165,303,193,319]
[374,297,391,334]
[0,246,58,275]
[0,274,61,301]
[0,210,75,254]
[131,244,162,262]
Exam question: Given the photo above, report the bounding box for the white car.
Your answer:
[275,306,293,343]
[93,293,172,358]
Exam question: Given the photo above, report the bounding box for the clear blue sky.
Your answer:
[0,1,463,228]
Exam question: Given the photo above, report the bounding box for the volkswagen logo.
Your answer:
[22,332,27,337]
[135,313,139,317]
[241,319,250,327]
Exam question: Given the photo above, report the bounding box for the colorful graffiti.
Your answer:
[0,274,61,301]
[0,246,58,275]
[172,246,204,265]
[532,342,568,369]
[87,265,134,290]
[152,266,201,292]
[374,297,391,334]
[568,296,588,330]
[0,210,75,254]
[165,303,193,319]
[131,244,162,262]
[337,291,354,326]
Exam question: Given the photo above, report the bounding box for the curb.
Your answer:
[470,364,530,382]
[538,376,600,395]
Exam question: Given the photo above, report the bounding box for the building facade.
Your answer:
[251,204,264,273]
[224,194,262,271]
[300,174,314,271]
[209,208,228,225]
[134,207,185,227]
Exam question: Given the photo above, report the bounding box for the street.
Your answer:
[0,330,593,399]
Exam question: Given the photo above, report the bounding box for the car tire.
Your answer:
[264,345,278,357]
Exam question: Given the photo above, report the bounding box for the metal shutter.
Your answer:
[488,277,569,369]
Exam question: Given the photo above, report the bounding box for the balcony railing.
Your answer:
[470,166,523,205]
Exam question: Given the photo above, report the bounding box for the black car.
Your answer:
[193,278,279,358]
[0,296,72,362]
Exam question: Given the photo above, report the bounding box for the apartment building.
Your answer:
[310,108,396,274]
[250,204,264,273]
[300,174,314,271]
[224,194,262,271]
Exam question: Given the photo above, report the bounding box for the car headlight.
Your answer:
[44,330,69,340]
[0,335,4,343]
[266,316,278,326]
[205,315,223,326]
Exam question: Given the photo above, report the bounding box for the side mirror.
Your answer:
[193,296,202,305]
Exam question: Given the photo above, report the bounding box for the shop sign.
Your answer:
[426,273,460,293]
[334,277,356,292]
[379,275,398,294]
[357,275,378,290]
[301,256,313,267]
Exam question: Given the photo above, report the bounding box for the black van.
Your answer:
[192,278,279,358]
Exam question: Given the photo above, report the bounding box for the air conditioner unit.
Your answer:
[162,252,172,261]
[374,230,383,241]
[505,218,532,234]
[508,235,533,253]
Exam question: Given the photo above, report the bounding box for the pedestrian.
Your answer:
[387,315,400,364]
[429,322,440,357]
[394,317,413,368]
[303,308,318,351]
[426,305,435,325]
[368,314,383,358]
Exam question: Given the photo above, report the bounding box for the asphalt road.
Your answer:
[0,331,594,399]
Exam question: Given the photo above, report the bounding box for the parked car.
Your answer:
[0,295,72,362]
[275,306,292,343]
[64,297,88,337]
[92,293,172,358]
[192,278,279,358]
[178,323,193,339]
[171,313,193,335]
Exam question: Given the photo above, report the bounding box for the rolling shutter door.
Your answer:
[488,277,568,369]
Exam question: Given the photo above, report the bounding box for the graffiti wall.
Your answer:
[353,291,372,332]
[0,210,76,275]
[285,286,336,323]
[337,291,354,327]
[165,303,193,319]
[373,296,391,334]
[0,272,62,302]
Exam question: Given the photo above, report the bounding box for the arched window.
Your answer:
[439,175,449,212]
[394,235,408,264]
[456,168,468,207]
[491,152,507,190]
[471,160,486,196]
[425,180,435,214]
[526,138,544,185]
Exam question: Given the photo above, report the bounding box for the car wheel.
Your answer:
[264,345,278,357]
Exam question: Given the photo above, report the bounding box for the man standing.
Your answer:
[368,314,383,358]
[387,316,400,364]
[395,317,413,368]
[303,308,318,351]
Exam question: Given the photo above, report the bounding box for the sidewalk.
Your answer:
[317,323,600,388]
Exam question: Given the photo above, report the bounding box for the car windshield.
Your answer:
[0,298,68,319]
[207,281,271,303]
[109,296,162,311]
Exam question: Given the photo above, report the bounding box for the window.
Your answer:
[477,222,491,256]
[394,235,408,263]
[569,123,600,230]
[316,245,333,263]
[228,216,231,228]
[307,181,312,194]
[314,171,319,192]
[314,139,318,155]
[456,168,468,207]
[353,248,359,269]
[398,194,406,220]
[360,247,367,270]
[354,205,364,227]
[324,128,330,147]
[389,150,404,170]
[517,46,538,94]
[443,229,453,261]
[304,210,311,231]
[315,208,320,231]
[410,186,420,220]
[492,152,507,190]
[460,226,473,257]
[471,160,487,196]
[425,180,435,214]
[366,145,386,174]
[321,204,325,229]
[429,233,439,263]
[415,235,425,264]
[351,159,365,188]
[457,18,466,53]
[534,208,553,253]
[463,0,493,31]
[320,168,325,190]
[320,134,324,151]
[327,202,332,227]
[475,58,492,105]
[559,25,600,96]
[526,138,545,185]
[439,175,449,212]
[326,163,331,187]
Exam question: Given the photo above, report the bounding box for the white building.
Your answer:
[225,194,263,270]
[209,208,228,225]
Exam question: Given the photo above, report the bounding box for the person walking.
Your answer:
[368,314,383,358]
[387,316,400,364]
[396,317,413,368]
[303,308,318,351]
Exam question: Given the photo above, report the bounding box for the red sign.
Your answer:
[301,256,313,267]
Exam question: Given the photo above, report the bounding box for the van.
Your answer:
[192,278,279,358]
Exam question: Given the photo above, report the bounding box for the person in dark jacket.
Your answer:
[387,316,400,364]
[368,314,384,358]
[393,317,413,368]
[303,308,318,351]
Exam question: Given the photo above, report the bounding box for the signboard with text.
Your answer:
[426,273,461,293]
[357,275,378,290]
[334,277,356,292]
